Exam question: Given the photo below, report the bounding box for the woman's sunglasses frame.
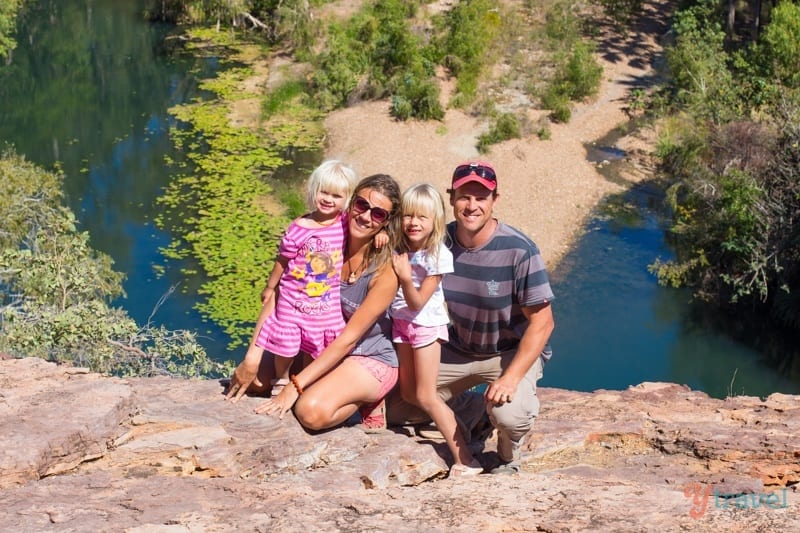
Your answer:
[351,195,390,224]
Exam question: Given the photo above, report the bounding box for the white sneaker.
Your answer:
[449,459,484,478]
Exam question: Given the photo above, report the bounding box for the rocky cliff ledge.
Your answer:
[1,357,797,531]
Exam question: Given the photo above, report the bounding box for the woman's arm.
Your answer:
[256,264,398,416]
[300,264,397,387]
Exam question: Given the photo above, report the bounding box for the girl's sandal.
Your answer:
[448,459,484,478]
[270,378,289,397]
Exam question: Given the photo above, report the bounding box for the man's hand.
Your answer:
[484,374,520,406]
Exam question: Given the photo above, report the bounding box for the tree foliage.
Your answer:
[666,0,738,121]
[760,1,800,89]
[652,0,800,330]
[0,150,233,377]
[144,0,319,52]
[0,0,20,60]
[537,1,604,123]
[309,0,443,120]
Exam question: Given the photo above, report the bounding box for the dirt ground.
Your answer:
[321,0,671,270]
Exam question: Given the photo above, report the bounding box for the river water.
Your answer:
[2,0,798,398]
[0,0,231,356]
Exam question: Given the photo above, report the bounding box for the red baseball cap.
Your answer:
[451,161,498,191]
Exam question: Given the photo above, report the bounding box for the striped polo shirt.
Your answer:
[443,221,554,360]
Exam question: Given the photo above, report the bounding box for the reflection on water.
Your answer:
[585,143,626,164]
[545,182,800,399]
[4,1,798,393]
[0,0,233,356]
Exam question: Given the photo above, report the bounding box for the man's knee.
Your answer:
[487,393,539,440]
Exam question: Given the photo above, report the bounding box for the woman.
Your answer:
[226,174,402,431]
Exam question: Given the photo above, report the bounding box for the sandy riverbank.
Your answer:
[321,0,669,270]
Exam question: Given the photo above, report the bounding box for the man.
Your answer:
[388,161,555,474]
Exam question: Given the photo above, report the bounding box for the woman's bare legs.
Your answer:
[293,357,383,431]
[398,342,476,467]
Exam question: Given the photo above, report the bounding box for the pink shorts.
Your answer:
[349,356,398,398]
[256,314,342,359]
[392,319,449,348]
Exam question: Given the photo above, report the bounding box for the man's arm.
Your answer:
[484,301,554,404]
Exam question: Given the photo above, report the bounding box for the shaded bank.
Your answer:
[547,181,800,399]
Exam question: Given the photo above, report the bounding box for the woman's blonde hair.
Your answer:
[305,160,358,212]
[396,183,447,262]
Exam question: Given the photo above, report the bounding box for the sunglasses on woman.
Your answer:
[351,196,390,224]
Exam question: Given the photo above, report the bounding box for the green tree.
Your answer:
[434,0,501,107]
[309,0,442,119]
[0,0,21,60]
[761,1,800,89]
[666,0,738,121]
[0,150,231,377]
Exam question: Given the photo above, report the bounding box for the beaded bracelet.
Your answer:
[290,374,303,395]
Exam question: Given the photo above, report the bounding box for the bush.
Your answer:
[666,2,739,121]
[0,150,231,378]
[761,1,800,89]
[435,0,501,107]
[541,86,572,123]
[0,0,21,60]
[390,68,444,121]
[263,80,307,118]
[544,1,581,46]
[310,0,440,119]
[563,41,603,100]
[477,112,521,153]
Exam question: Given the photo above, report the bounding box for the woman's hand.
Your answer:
[224,358,263,403]
[254,383,299,419]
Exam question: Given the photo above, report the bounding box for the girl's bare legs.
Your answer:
[398,342,476,467]
[233,297,278,396]
[272,354,294,391]
[293,357,383,431]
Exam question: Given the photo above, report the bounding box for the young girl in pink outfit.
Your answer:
[391,183,483,477]
[251,160,357,395]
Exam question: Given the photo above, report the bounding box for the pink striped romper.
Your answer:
[256,213,347,359]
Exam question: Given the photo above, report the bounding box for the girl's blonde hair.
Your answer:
[396,183,447,261]
[306,160,358,212]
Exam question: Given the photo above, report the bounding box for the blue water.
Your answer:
[543,184,800,399]
[0,0,233,355]
[3,0,799,398]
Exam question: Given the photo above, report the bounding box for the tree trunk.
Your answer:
[751,0,763,41]
[726,0,736,43]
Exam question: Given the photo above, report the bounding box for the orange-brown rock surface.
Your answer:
[1,357,797,531]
